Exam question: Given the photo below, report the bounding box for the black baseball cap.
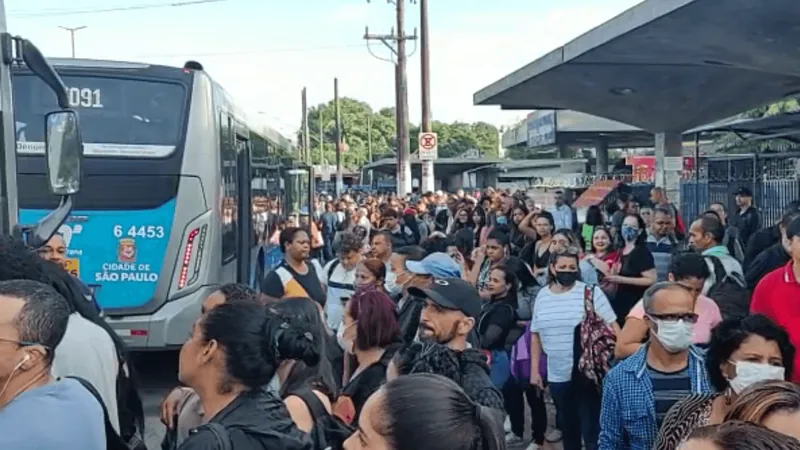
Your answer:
[408,277,482,319]
[734,187,753,197]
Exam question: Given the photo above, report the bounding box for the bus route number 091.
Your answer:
[67,87,104,108]
[113,225,165,239]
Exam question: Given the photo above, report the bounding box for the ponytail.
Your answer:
[380,373,505,450]
[264,313,320,368]
[474,404,504,450]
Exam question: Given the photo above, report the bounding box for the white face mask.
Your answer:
[729,361,785,394]
[651,318,694,353]
[336,321,356,354]
[384,273,401,297]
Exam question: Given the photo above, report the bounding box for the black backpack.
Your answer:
[68,376,132,450]
[117,364,147,450]
[705,255,751,320]
[291,388,354,450]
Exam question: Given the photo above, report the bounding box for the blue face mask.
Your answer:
[496,216,508,225]
[621,225,639,242]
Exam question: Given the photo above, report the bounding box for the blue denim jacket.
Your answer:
[598,345,714,450]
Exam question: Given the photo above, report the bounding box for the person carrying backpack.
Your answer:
[0,280,109,450]
[175,303,314,450]
[688,216,749,319]
[285,388,353,450]
[0,236,146,449]
[322,232,361,331]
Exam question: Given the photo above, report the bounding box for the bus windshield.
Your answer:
[13,74,186,158]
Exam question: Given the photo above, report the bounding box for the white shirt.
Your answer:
[322,259,356,329]
[52,313,120,432]
[529,282,616,382]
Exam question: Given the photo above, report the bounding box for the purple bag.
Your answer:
[510,326,547,381]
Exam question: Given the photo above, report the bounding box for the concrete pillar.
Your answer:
[421,160,435,193]
[595,139,609,175]
[655,132,683,206]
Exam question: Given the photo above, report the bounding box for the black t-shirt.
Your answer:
[261,261,327,306]
[613,245,655,324]
[732,207,762,249]
[744,225,780,270]
[477,302,516,351]
[341,343,401,422]
[745,243,790,290]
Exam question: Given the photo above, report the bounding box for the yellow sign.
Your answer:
[63,258,80,277]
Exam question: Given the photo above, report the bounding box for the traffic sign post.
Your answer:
[419,132,437,193]
[418,132,438,160]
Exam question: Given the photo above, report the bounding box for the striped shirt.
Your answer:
[648,364,691,428]
[646,234,674,282]
[529,282,617,382]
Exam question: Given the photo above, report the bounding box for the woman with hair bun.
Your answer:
[343,373,505,450]
[176,303,315,450]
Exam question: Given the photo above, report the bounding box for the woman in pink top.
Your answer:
[613,252,723,360]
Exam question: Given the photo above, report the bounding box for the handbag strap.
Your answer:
[583,285,596,313]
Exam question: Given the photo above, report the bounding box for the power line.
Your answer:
[11,0,228,19]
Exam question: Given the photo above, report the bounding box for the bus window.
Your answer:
[220,115,237,261]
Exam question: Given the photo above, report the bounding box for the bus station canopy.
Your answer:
[474,0,800,133]
[688,112,800,143]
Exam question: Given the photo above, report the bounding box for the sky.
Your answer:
[8,0,644,138]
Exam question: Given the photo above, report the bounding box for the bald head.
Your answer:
[642,281,695,317]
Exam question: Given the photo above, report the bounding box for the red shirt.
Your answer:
[751,262,800,383]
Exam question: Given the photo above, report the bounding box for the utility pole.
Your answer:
[301,87,310,164]
[364,0,416,196]
[367,115,373,164]
[419,0,434,193]
[334,78,343,197]
[367,114,373,186]
[58,26,86,58]
[318,108,324,166]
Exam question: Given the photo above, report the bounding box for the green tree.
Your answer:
[302,97,396,168]
[714,97,800,153]
[298,97,500,169]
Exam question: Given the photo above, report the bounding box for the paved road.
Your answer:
[132,351,176,449]
[133,352,564,450]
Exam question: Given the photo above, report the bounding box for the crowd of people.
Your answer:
[3,184,800,450]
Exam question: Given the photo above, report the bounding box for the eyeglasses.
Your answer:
[646,312,699,324]
[0,337,42,348]
[552,246,581,256]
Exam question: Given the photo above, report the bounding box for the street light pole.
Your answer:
[59,26,87,58]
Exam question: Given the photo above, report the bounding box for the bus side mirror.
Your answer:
[44,110,83,195]
[20,39,69,108]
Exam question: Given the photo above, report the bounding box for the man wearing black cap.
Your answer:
[412,277,482,349]
[731,187,761,249]
[409,277,505,411]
